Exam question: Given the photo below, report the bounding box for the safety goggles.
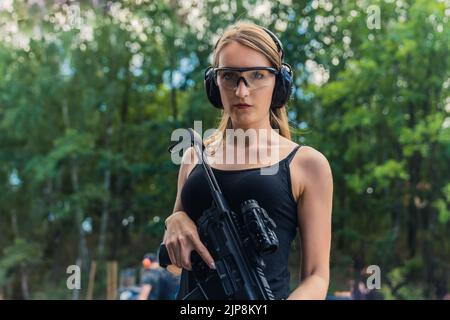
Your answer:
[213,67,278,91]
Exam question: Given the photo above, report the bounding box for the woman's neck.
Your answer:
[224,128,280,149]
[227,119,279,149]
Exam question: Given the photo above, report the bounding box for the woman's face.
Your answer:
[216,41,276,128]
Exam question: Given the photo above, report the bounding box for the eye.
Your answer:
[223,72,233,80]
[251,71,264,80]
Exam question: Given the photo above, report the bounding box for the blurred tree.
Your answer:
[0,0,448,300]
[302,0,449,299]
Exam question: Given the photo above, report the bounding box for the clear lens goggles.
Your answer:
[214,67,278,91]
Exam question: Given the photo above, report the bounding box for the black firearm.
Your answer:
[158,128,279,300]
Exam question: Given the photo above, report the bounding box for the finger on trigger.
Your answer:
[193,237,215,269]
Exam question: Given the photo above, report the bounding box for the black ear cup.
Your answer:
[271,63,293,109]
[204,27,294,110]
[204,66,223,108]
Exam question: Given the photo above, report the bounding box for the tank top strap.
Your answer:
[285,145,302,165]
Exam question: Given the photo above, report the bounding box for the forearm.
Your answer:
[287,274,329,300]
[138,284,151,300]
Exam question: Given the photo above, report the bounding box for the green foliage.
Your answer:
[0,0,448,299]
[434,183,450,224]
[0,238,42,285]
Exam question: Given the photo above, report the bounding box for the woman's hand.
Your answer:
[163,211,215,271]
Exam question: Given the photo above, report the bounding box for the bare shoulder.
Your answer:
[180,146,199,180]
[181,146,197,164]
[290,145,333,201]
[297,146,332,176]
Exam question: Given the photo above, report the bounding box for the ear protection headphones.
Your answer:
[204,26,293,109]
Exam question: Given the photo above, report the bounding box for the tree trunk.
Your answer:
[11,209,30,300]
[97,169,111,261]
[169,68,178,119]
[71,258,82,300]
[20,270,29,300]
[110,65,131,259]
[168,36,178,119]
[406,98,420,258]
[86,260,97,300]
[70,163,90,273]
[62,100,90,296]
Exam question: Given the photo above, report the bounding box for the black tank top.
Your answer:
[178,144,302,299]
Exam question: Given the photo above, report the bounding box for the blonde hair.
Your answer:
[204,21,293,149]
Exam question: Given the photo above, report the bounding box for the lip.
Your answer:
[233,103,252,109]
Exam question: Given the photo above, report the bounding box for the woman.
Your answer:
[163,21,333,300]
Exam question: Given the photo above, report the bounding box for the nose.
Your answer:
[235,77,249,97]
